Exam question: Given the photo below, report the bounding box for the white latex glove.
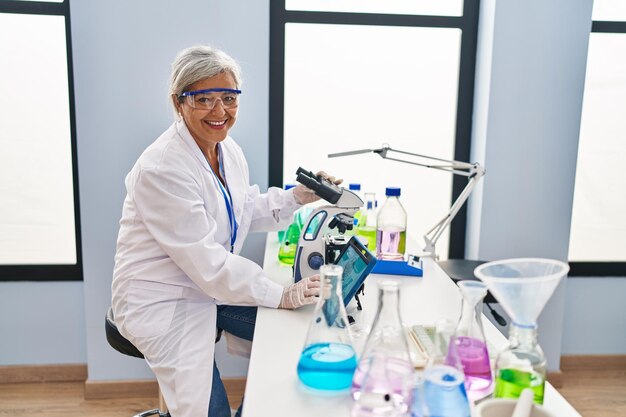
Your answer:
[278,275,321,309]
[293,171,343,205]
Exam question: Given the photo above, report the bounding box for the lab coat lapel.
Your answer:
[174,120,233,250]
[219,140,246,239]
[174,120,212,173]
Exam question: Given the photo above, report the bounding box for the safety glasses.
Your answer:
[179,88,242,110]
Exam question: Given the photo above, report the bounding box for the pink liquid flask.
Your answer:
[454,336,492,401]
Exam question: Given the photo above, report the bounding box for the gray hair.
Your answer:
[169,45,242,116]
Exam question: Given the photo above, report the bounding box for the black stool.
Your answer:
[105,308,170,417]
[437,259,507,326]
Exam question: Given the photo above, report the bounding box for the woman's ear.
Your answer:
[172,94,183,119]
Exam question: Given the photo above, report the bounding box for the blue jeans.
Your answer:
[208,305,257,417]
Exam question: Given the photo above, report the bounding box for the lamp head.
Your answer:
[327,144,389,159]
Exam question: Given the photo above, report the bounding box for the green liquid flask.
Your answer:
[278,219,301,265]
[493,324,546,404]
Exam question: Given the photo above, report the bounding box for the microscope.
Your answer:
[292,168,364,282]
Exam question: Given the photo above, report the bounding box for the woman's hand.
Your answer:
[278,275,321,309]
[293,171,343,205]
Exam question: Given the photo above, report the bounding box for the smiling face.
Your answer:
[174,72,238,156]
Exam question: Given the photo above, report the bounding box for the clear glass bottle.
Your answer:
[278,219,301,265]
[356,192,377,251]
[351,280,414,416]
[416,319,470,417]
[297,264,357,390]
[376,187,407,260]
[494,324,546,404]
[452,281,493,401]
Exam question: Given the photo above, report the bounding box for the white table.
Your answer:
[242,234,580,417]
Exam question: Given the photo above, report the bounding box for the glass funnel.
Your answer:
[297,264,358,391]
[452,281,493,401]
[474,258,569,404]
[351,280,414,417]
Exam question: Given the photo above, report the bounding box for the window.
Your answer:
[270,1,479,259]
[568,1,626,276]
[0,0,81,281]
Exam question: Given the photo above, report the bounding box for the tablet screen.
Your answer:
[335,237,377,305]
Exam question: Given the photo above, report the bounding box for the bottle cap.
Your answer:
[385,187,401,197]
[284,184,296,190]
[349,183,361,191]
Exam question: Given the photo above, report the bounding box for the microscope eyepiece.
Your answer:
[295,167,342,204]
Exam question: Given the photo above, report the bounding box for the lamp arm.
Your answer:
[423,165,485,257]
[383,155,474,177]
[328,143,486,258]
[379,145,477,173]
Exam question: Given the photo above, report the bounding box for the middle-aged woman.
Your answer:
[111,45,340,417]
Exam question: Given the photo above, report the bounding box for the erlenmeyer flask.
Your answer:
[419,319,470,417]
[453,281,493,401]
[351,280,414,416]
[297,264,357,391]
[474,258,569,405]
[278,219,301,265]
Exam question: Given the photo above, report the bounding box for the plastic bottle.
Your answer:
[297,264,357,390]
[356,192,377,251]
[351,280,414,416]
[376,187,407,260]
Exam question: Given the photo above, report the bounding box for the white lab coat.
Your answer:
[111,120,299,417]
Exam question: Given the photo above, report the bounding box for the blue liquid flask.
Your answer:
[297,264,357,391]
[416,319,470,417]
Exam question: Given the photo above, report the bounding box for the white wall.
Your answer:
[0,0,270,379]
[563,277,626,354]
[0,281,85,364]
[70,0,271,380]
[468,0,625,367]
[1,0,624,383]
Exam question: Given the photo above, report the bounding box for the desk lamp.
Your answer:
[328,144,485,260]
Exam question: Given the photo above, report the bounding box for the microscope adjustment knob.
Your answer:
[307,252,325,270]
